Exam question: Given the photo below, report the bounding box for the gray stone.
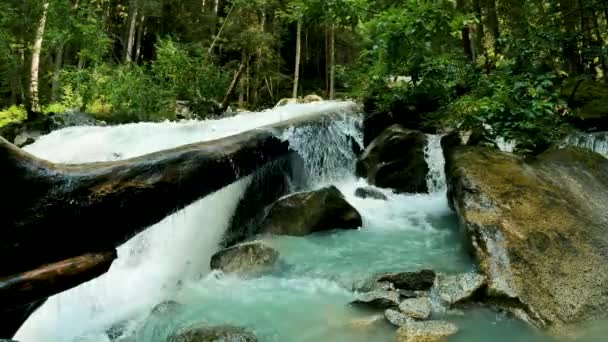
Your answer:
[259,186,362,236]
[395,320,459,342]
[351,290,400,310]
[436,272,486,306]
[354,187,388,200]
[168,324,257,342]
[378,270,436,291]
[398,297,432,320]
[210,241,279,276]
[385,309,411,327]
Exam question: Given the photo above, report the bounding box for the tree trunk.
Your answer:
[125,4,138,62]
[293,19,302,99]
[222,61,246,108]
[485,0,500,53]
[51,44,64,102]
[134,15,145,63]
[560,0,582,75]
[591,9,608,81]
[457,0,474,62]
[329,24,336,100]
[578,0,591,73]
[473,0,484,59]
[208,4,234,54]
[29,0,50,114]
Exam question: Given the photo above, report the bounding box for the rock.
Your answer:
[354,187,388,200]
[385,309,411,327]
[151,300,182,316]
[258,186,362,236]
[347,314,386,331]
[398,289,418,299]
[210,241,279,276]
[351,290,401,310]
[356,125,429,194]
[398,297,432,320]
[465,127,498,149]
[436,272,486,306]
[446,145,608,333]
[275,98,299,107]
[14,133,38,147]
[302,94,323,103]
[395,321,459,342]
[378,270,436,291]
[168,324,257,342]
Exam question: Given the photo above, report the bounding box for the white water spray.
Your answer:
[424,134,447,193]
[562,132,608,157]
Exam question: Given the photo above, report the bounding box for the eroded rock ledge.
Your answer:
[445,145,608,333]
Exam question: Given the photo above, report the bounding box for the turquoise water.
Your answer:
[116,183,552,342]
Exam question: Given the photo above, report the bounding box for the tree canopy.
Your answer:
[0,0,607,149]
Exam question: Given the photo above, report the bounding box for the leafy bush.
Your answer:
[0,105,27,127]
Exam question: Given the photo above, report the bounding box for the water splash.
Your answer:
[562,132,608,158]
[424,134,447,193]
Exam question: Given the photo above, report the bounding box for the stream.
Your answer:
[17,102,554,341]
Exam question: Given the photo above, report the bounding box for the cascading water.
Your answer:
[17,102,550,342]
[562,131,608,157]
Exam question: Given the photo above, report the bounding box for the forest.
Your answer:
[1,0,607,151]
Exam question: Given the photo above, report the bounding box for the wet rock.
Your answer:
[347,314,386,331]
[275,98,298,107]
[385,309,411,327]
[398,297,432,320]
[302,94,323,103]
[167,324,257,342]
[446,145,608,332]
[466,127,498,149]
[151,300,182,316]
[378,270,436,291]
[356,125,428,194]
[351,290,401,310]
[398,289,418,299]
[107,321,130,341]
[258,186,362,236]
[210,241,279,276]
[395,320,459,342]
[436,272,486,306]
[354,187,388,200]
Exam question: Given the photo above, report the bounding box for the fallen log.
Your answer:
[0,251,116,338]
[1,129,290,277]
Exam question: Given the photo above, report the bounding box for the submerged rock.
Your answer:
[436,272,486,306]
[258,186,362,236]
[210,241,279,276]
[446,146,608,332]
[351,290,401,310]
[378,270,436,291]
[354,187,388,200]
[347,314,386,332]
[398,297,432,320]
[168,324,257,342]
[385,309,411,327]
[356,125,429,193]
[395,320,459,342]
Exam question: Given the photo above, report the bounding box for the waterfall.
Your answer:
[16,101,363,342]
[562,132,608,158]
[424,134,447,193]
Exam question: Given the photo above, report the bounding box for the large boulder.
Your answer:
[351,290,401,310]
[435,272,486,306]
[354,187,388,200]
[377,270,436,291]
[356,125,429,194]
[398,297,432,320]
[210,241,279,276]
[258,186,362,236]
[446,145,608,333]
[168,324,257,342]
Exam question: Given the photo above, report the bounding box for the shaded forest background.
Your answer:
[1,0,607,150]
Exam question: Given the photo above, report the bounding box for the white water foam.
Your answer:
[562,132,608,157]
[424,134,447,193]
[16,101,360,342]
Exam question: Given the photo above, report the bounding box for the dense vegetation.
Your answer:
[1,0,607,149]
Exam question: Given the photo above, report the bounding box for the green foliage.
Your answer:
[0,105,27,128]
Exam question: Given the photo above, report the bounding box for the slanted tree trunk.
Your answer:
[125,4,139,62]
[222,59,246,108]
[29,0,50,114]
[329,24,336,100]
[293,19,302,98]
[134,15,145,63]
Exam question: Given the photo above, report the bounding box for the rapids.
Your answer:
[16,102,554,341]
